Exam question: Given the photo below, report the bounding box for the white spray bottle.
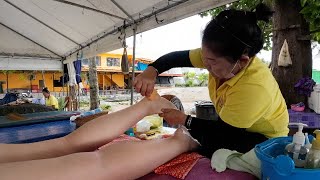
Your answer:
[285,123,309,167]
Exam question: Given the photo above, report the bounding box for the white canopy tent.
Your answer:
[0,0,236,71]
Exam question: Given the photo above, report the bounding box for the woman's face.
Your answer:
[43,92,49,98]
[202,45,239,80]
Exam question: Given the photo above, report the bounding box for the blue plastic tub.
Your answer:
[255,136,320,180]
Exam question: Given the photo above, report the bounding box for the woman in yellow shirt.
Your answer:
[134,4,289,157]
[42,87,59,110]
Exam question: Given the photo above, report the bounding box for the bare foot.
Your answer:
[139,90,177,115]
[147,89,161,100]
[173,126,200,152]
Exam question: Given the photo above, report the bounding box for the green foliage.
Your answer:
[175,83,184,87]
[300,0,320,42]
[180,72,209,87]
[185,79,194,87]
[200,0,320,47]
[183,72,196,87]
[198,73,209,86]
[57,97,68,111]
[100,104,111,111]
[79,99,90,107]
[185,72,196,79]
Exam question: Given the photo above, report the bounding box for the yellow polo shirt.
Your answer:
[189,48,289,138]
[45,95,59,110]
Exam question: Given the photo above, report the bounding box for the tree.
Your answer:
[270,0,312,106]
[201,0,320,107]
[88,57,99,110]
[200,0,320,47]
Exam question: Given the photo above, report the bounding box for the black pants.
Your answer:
[189,117,268,158]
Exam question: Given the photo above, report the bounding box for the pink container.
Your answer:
[290,104,305,112]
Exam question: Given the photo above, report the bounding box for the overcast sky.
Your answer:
[124,14,320,69]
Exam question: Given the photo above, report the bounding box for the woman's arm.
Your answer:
[148,50,194,73]
[134,50,195,96]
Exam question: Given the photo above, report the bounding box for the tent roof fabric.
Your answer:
[0,0,236,70]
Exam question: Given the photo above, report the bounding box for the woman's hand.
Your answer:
[159,108,187,126]
[133,66,158,97]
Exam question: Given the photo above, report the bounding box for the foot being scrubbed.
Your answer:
[147,89,161,101]
[141,89,177,114]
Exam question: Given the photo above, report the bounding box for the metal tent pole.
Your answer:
[6,71,9,93]
[62,61,65,96]
[130,26,137,105]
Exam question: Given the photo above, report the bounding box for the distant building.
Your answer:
[0,48,183,94]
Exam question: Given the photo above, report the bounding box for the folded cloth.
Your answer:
[211,148,261,179]
[155,152,203,179]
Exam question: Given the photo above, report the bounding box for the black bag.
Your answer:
[121,48,130,74]
[0,93,18,105]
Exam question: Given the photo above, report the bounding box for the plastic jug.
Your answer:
[305,130,320,169]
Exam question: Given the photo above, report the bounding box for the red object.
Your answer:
[31,85,38,90]
[98,134,203,179]
[154,152,203,179]
[139,158,257,180]
[31,85,39,92]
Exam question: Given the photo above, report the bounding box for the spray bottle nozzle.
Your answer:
[289,123,308,132]
[289,123,308,145]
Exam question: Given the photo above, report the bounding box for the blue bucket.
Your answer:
[255,136,320,180]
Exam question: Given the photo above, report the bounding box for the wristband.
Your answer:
[149,65,159,76]
[185,115,193,129]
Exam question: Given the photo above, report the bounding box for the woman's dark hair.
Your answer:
[202,3,273,62]
[42,87,50,94]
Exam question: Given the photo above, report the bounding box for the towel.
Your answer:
[211,148,261,179]
[67,61,77,86]
[155,152,203,179]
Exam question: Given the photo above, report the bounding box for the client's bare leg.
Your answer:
[0,92,177,163]
[65,93,177,151]
[0,128,199,180]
